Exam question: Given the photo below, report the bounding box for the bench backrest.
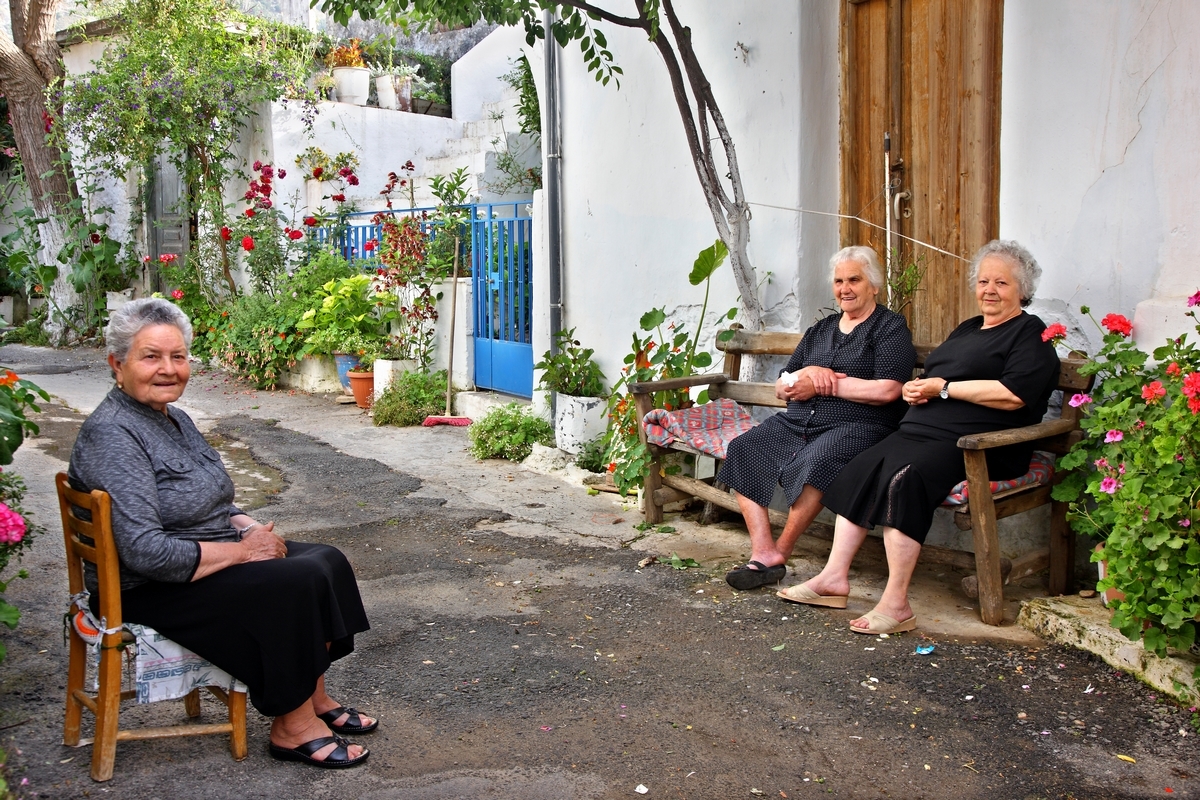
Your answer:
[711,327,1092,425]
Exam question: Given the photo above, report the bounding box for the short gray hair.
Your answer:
[829,245,885,291]
[106,298,193,361]
[969,240,1042,307]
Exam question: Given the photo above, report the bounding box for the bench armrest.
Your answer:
[956,418,1076,451]
[629,374,729,395]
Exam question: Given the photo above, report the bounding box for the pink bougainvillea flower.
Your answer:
[287,229,303,240]
[1183,372,1200,398]
[1188,290,1200,307]
[1104,429,1123,443]
[1068,393,1092,407]
[1167,361,1182,377]
[1041,322,1067,343]
[1101,313,1133,337]
[170,289,184,300]
[1142,381,1166,404]
[241,236,255,252]
[0,502,27,544]
[1099,477,1121,494]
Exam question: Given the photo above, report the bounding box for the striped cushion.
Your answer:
[942,450,1055,506]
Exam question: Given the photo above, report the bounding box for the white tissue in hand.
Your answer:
[781,371,798,387]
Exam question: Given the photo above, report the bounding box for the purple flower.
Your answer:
[1188,290,1200,307]
[1104,429,1124,443]
[1099,477,1121,494]
[1068,393,1092,408]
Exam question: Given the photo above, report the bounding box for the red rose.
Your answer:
[364,239,376,252]
[339,167,353,178]
[347,174,360,186]
[252,160,262,171]
[1101,313,1133,337]
[259,198,273,209]
[261,165,274,179]
[287,229,303,240]
[220,226,232,241]
[331,194,346,202]
[303,216,317,226]
[242,236,255,251]
[277,169,286,179]
[245,208,256,218]
[312,167,323,179]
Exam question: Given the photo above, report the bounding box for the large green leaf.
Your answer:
[688,240,728,287]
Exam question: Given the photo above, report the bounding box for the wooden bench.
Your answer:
[630,328,1092,626]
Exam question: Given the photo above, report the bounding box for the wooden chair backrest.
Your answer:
[713,329,1092,419]
[56,472,124,646]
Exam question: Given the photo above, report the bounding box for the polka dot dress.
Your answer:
[716,306,916,508]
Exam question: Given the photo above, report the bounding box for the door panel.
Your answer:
[841,0,1002,346]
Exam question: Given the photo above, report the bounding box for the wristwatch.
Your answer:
[939,381,951,400]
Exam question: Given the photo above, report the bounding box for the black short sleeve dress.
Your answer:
[716,304,917,508]
[821,312,1061,544]
[68,387,370,717]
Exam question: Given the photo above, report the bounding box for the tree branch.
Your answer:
[559,0,648,31]
[22,0,63,85]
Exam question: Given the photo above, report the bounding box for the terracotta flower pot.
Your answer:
[347,370,374,409]
[1095,542,1125,607]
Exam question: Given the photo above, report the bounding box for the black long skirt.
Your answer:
[821,429,1031,545]
[116,541,369,716]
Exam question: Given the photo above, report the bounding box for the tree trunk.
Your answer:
[0,0,81,345]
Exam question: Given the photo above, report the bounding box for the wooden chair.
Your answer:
[631,330,1093,626]
[57,472,248,782]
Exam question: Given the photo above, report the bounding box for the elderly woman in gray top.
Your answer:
[68,298,374,769]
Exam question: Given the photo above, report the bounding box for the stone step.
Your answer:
[455,390,530,421]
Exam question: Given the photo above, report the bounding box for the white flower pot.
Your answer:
[373,358,417,402]
[376,76,398,110]
[554,394,606,454]
[332,66,370,106]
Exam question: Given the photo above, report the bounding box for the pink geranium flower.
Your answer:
[1141,381,1166,404]
[1104,429,1123,443]
[1099,477,1121,494]
[0,502,26,544]
[1068,393,1092,408]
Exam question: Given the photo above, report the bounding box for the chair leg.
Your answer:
[63,633,87,747]
[1048,499,1075,596]
[228,690,248,761]
[183,688,201,718]
[90,644,123,782]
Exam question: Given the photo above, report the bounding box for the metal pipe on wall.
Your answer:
[543,9,564,418]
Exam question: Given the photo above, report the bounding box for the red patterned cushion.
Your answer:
[643,399,756,459]
[942,451,1055,506]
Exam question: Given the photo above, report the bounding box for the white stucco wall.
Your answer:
[451,25,531,123]
[1000,0,1200,353]
[543,2,840,386]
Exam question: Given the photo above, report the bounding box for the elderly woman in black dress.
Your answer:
[721,246,917,590]
[781,240,1060,633]
[69,298,374,769]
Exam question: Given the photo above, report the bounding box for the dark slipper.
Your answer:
[268,734,369,769]
[317,705,379,734]
[725,560,786,590]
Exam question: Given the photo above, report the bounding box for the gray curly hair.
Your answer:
[969,240,1042,307]
[828,245,885,291]
[106,298,193,361]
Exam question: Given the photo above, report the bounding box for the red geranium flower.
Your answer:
[170,289,184,300]
[1101,313,1133,337]
[220,226,232,241]
[1183,372,1200,399]
[1167,361,1182,377]
[1142,381,1166,404]
[242,236,255,252]
[1041,322,1066,343]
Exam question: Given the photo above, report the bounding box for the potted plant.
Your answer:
[535,328,607,454]
[295,274,397,392]
[372,64,418,111]
[343,336,381,409]
[327,39,369,106]
[372,336,417,403]
[1052,297,1200,675]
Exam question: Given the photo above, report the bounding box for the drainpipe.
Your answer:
[543,9,564,419]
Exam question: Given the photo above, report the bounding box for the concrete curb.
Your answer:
[1018,595,1199,704]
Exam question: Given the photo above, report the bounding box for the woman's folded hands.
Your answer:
[240,522,287,562]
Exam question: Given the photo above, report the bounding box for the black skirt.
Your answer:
[116,541,369,716]
[821,429,1032,544]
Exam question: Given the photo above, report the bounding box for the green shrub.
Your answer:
[575,435,607,473]
[468,403,553,461]
[1,305,48,346]
[372,370,447,427]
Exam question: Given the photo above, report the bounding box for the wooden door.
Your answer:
[840,0,1003,346]
[149,152,189,291]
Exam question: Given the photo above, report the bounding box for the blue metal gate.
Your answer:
[471,203,533,397]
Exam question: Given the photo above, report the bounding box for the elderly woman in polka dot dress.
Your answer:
[721,246,917,590]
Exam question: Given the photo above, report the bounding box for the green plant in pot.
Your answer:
[296,274,396,391]
[535,328,607,455]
